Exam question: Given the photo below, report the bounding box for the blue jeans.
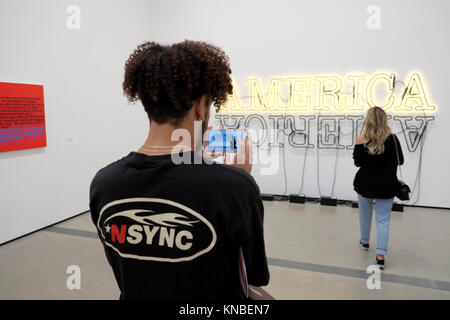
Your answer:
[357,194,394,256]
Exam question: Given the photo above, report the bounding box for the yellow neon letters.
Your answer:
[221,72,435,114]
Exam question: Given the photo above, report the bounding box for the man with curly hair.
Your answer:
[89,40,270,300]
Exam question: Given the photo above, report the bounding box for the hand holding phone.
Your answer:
[205,129,252,174]
[227,134,253,174]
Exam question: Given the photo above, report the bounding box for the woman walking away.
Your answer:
[353,106,404,270]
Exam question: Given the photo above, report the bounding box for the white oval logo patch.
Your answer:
[97,198,217,262]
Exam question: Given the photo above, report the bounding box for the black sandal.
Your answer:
[375,257,385,270]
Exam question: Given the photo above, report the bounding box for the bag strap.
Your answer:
[238,247,249,298]
[392,134,401,166]
[392,134,404,181]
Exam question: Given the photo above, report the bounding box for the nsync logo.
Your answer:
[97,198,217,262]
[108,223,193,251]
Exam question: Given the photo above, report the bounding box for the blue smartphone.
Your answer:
[207,130,243,152]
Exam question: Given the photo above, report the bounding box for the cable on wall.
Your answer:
[406,111,428,205]
[297,134,309,195]
[331,124,341,198]
[316,111,323,198]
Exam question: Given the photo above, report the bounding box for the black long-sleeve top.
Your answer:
[353,134,404,199]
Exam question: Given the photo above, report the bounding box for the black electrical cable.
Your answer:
[407,115,428,205]
[316,111,323,197]
[298,135,309,195]
[281,87,289,196]
[331,125,341,198]
[281,126,288,196]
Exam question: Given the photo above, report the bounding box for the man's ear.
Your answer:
[194,95,207,120]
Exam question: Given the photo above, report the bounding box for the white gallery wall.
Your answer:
[1,0,449,244]
[0,0,151,244]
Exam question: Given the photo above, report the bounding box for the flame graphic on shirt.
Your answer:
[104,209,199,227]
[97,198,217,262]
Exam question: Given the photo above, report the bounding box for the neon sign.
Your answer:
[215,72,436,153]
[220,72,436,114]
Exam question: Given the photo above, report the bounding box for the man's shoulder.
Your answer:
[197,162,260,197]
[90,155,129,187]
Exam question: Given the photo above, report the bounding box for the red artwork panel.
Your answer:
[0,82,46,153]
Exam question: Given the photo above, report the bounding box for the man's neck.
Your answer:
[138,120,196,156]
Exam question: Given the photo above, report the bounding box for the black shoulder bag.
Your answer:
[393,134,411,201]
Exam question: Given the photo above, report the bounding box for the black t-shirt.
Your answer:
[353,134,404,199]
[89,151,270,300]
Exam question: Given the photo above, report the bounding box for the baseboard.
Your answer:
[0,210,90,247]
[260,193,449,211]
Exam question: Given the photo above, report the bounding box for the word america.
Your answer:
[221,72,435,113]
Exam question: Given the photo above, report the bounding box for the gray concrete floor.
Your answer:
[0,201,449,299]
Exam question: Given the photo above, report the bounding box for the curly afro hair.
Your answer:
[122,40,233,126]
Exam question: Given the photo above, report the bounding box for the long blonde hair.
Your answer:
[362,107,391,155]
